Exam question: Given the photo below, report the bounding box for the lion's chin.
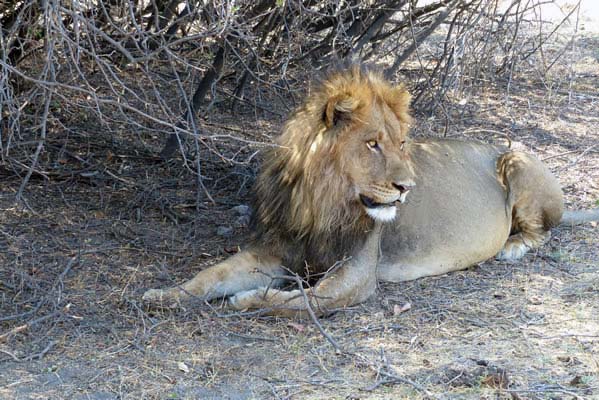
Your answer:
[365,205,397,222]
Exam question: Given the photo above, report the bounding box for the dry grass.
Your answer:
[1,40,599,400]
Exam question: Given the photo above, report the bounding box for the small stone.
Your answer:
[232,204,251,216]
[234,215,250,227]
[216,226,233,237]
[177,361,190,373]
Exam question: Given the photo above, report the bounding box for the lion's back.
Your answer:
[380,138,512,270]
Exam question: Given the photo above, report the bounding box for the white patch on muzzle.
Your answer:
[365,206,397,222]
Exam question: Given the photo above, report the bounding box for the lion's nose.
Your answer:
[392,182,414,193]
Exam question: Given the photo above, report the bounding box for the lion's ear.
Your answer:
[324,95,360,129]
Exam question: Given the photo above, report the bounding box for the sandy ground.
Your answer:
[1,9,598,400]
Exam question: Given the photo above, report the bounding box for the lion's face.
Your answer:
[336,99,415,222]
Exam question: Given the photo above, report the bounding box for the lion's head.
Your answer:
[251,65,415,272]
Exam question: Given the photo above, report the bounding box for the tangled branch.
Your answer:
[0,0,581,201]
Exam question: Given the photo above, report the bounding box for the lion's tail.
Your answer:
[560,208,599,225]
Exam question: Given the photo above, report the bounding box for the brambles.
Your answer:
[0,1,582,198]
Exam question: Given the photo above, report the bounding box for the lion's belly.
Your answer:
[377,139,511,282]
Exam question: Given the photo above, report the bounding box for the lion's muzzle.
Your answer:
[360,181,414,222]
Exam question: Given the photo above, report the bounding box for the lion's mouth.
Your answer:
[359,194,401,222]
[359,193,408,208]
[360,194,394,209]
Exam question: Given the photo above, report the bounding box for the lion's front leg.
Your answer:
[229,226,382,317]
[143,249,286,307]
[229,287,305,317]
[228,273,375,318]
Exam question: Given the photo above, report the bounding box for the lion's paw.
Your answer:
[142,288,165,303]
[228,288,265,310]
[496,239,529,262]
[142,288,182,308]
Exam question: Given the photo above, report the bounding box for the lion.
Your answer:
[143,65,599,317]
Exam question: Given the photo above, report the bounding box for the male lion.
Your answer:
[144,65,598,317]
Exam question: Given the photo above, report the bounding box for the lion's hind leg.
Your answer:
[496,225,550,262]
[495,151,564,262]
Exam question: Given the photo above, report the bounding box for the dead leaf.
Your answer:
[481,369,509,389]
[528,296,542,305]
[224,246,240,254]
[288,322,305,332]
[569,375,589,386]
[557,355,581,365]
[393,302,411,315]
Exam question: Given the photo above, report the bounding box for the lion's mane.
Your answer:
[250,65,412,274]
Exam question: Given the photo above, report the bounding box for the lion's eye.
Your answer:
[400,140,406,151]
[366,140,379,150]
